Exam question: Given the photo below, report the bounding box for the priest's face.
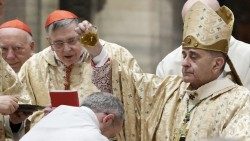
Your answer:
[181,48,219,89]
[0,28,35,72]
[48,23,84,66]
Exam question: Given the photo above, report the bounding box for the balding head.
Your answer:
[182,0,220,20]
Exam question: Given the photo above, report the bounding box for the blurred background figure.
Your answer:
[0,19,35,72]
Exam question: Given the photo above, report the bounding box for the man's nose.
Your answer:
[181,57,190,67]
[63,43,72,52]
[5,49,16,59]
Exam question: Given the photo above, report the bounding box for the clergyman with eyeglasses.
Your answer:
[18,10,142,132]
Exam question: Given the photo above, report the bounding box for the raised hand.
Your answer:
[75,20,103,58]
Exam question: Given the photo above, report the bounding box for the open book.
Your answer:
[18,104,45,113]
[49,90,79,107]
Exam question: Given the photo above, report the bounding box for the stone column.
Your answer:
[25,0,41,51]
[2,0,25,21]
[94,0,181,73]
[37,0,59,50]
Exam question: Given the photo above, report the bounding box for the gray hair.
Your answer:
[26,33,34,44]
[45,18,79,35]
[207,50,227,72]
[81,92,124,122]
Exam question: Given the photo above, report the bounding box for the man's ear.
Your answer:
[102,114,115,126]
[213,57,225,73]
[30,41,35,52]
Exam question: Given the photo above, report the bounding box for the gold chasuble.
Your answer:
[18,40,142,129]
[0,53,23,140]
[0,55,22,102]
[104,60,250,141]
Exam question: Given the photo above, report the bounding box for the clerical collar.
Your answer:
[183,77,236,101]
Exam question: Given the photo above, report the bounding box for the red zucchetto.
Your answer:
[0,19,32,36]
[45,10,78,28]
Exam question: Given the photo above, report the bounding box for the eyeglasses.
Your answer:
[50,36,80,50]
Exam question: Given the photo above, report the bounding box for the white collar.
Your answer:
[183,77,236,101]
[80,106,100,128]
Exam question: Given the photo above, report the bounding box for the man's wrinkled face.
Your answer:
[48,23,84,66]
[0,28,34,72]
[181,48,216,89]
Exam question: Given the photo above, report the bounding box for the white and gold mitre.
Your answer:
[182,1,234,54]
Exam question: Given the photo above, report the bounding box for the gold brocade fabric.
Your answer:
[18,40,142,129]
[0,51,23,140]
[0,53,22,98]
[109,60,250,141]
[182,2,234,53]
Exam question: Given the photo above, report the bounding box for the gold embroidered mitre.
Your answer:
[182,1,234,53]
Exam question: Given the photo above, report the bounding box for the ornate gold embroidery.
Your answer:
[64,64,73,90]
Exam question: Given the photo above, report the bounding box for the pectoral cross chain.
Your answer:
[178,112,190,141]
[178,95,210,141]
[184,112,190,123]
[179,122,188,141]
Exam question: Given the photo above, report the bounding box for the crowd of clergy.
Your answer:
[0,0,249,140]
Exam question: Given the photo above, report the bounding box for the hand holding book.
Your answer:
[17,104,45,113]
